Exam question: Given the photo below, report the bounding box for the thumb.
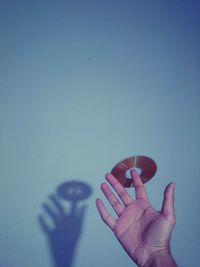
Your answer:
[161,183,176,220]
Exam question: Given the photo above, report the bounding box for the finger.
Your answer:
[101,183,124,216]
[49,194,64,215]
[38,214,51,233]
[131,170,148,200]
[161,183,176,219]
[43,203,57,223]
[105,173,133,206]
[96,198,115,230]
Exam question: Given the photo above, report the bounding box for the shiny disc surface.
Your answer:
[111,155,157,187]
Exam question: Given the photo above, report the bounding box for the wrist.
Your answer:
[141,249,177,267]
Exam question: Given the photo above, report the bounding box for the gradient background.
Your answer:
[0,1,200,267]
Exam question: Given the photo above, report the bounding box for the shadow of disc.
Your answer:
[57,181,92,202]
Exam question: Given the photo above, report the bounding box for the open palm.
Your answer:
[96,170,176,266]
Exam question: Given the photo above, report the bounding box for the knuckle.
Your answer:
[106,191,113,199]
[119,190,127,198]
[135,184,143,189]
[168,215,176,225]
[112,199,119,208]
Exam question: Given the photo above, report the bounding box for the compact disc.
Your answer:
[111,155,157,187]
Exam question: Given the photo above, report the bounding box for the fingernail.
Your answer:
[131,169,137,175]
[100,183,106,189]
[171,182,175,189]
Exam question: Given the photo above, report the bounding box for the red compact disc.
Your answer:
[111,155,157,187]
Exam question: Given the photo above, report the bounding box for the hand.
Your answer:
[96,170,176,267]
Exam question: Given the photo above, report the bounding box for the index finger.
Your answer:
[105,173,133,206]
[131,170,148,200]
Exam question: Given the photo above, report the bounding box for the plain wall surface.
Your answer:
[0,1,200,267]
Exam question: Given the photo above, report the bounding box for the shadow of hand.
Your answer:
[38,194,86,267]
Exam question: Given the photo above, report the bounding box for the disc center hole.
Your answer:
[125,167,142,178]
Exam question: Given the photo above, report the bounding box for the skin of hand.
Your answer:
[96,170,176,267]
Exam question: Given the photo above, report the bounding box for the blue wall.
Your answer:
[0,1,200,267]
